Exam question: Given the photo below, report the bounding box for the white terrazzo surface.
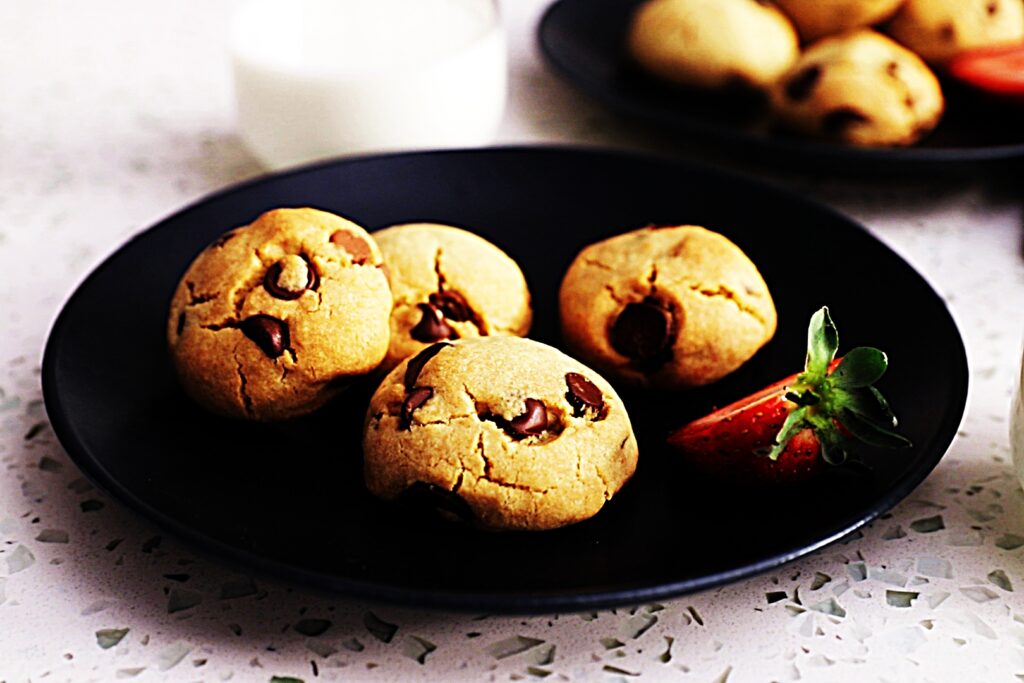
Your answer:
[2,1,1024,681]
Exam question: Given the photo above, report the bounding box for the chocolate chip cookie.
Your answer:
[770,30,944,147]
[773,0,905,42]
[372,223,532,374]
[885,0,1024,65]
[627,0,800,89]
[167,207,391,420]
[363,337,639,531]
[559,225,776,390]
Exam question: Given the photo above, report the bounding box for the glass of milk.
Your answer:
[230,0,507,169]
[1012,349,1024,486]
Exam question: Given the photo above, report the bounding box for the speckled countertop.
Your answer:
[3,1,1024,682]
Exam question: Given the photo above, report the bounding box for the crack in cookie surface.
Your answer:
[232,348,254,419]
[603,283,628,306]
[581,257,614,271]
[185,281,217,306]
[686,282,770,327]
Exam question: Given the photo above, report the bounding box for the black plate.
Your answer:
[539,0,1024,168]
[42,147,967,613]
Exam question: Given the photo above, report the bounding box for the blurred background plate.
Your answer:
[42,147,968,613]
[539,0,1024,170]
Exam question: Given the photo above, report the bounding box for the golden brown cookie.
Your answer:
[363,337,639,531]
[885,0,1024,65]
[773,0,905,42]
[559,225,776,390]
[167,207,391,420]
[373,223,532,374]
[770,30,945,147]
[627,0,800,89]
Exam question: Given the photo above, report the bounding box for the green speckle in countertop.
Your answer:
[167,588,203,613]
[155,641,191,671]
[486,635,544,660]
[996,534,1024,550]
[988,570,1013,591]
[960,586,998,603]
[96,628,129,649]
[341,637,364,652]
[5,544,34,573]
[35,529,68,543]
[910,515,945,533]
[364,611,398,643]
[37,456,61,472]
[293,618,331,637]
[886,590,919,608]
[401,635,437,664]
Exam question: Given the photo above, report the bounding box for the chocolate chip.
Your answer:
[610,299,674,362]
[565,373,603,416]
[822,108,870,137]
[176,312,186,336]
[330,230,372,264]
[506,399,548,439]
[987,1,998,16]
[211,229,238,248]
[305,257,320,290]
[263,255,317,300]
[785,65,821,102]
[939,22,955,41]
[404,342,451,390]
[885,61,899,78]
[240,315,289,358]
[410,303,456,343]
[400,387,433,430]
[402,482,473,522]
[429,290,473,323]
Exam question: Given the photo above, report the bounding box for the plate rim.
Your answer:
[41,144,971,613]
[537,0,1024,166]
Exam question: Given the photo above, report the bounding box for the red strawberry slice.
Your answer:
[947,44,1024,106]
[667,307,910,485]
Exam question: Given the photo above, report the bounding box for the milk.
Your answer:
[231,0,507,169]
[1012,353,1024,488]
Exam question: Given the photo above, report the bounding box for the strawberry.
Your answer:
[947,44,1024,107]
[667,307,910,485]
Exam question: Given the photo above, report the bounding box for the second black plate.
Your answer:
[42,147,967,613]
[539,0,1024,168]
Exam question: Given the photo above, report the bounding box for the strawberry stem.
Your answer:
[767,307,911,462]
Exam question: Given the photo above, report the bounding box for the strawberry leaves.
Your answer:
[840,409,912,449]
[769,306,910,462]
[832,347,887,388]
[804,307,838,379]
[770,406,811,461]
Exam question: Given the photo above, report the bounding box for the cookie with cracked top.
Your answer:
[363,337,638,531]
[559,224,776,390]
[770,30,945,147]
[627,0,799,90]
[167,207,391,420]
[884,0,1024,66]
[773,0,905,42]
[372,223,532,375]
